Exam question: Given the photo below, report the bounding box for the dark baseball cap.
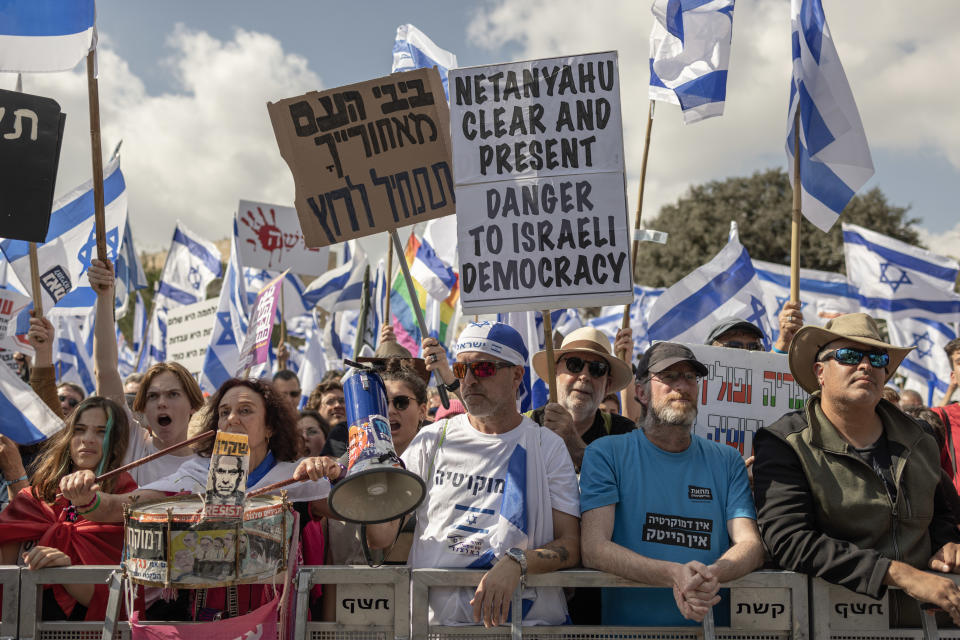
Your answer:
[636,342,709,380]
[704,317,764,345]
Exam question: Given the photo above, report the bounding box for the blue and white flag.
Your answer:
[302,241,367,312]
[753,258,859,340]
[1,157,127,314]
[410,236,457,302]
[0,0,96,73]
[0,357,63,444]
[649,0,735,124]
[200,224,249,394]
[113,219,148,319]
[786,0,874,232]
[297,314,328,409]
[646,228,773,346]
[323,310,344,368]
[497,311,548,412]
[392,23,458,100]
[843,223,960,323]
[244,268,310,323]
[590,285,664,358]
[887,317,957,406]
[116,326,137,379]
[53,310,96,395]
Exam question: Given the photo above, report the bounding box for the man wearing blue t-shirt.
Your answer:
[580,342,764,626]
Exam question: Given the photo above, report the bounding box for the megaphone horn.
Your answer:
[328,368,426,524]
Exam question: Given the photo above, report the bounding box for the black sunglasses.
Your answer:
[452,361,514,379]
[719,340,763,351]
[561,356,610,379]
[390,395,415,411]
[58,395,80,408]
[818,347,890,368]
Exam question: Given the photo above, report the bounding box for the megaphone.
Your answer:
[328,366,426,524]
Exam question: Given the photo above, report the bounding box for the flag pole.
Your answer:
[619,101,654,415]
[354,265,371,357]
[390,229,449,409]
[28,243,44,319]
[542,311,557,403]
[619,100,655,358]
[86,50,108,262]
[790,110,801,303]
[384,236,393,324]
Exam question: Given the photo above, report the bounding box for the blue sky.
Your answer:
[3,0,958,260]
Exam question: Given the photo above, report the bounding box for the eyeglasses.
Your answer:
[561,356,610,379]
[390,395,414,411]
[59,395,80,408]
[719,340,763,351]
[452,361,514,379]
[651,371,701,384]
[818,347,890,368]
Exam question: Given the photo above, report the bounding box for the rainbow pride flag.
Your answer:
[390,233,460,356]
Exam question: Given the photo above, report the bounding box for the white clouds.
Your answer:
[916,223,960,264]
[2,27,321,252]
[467,0,960,230]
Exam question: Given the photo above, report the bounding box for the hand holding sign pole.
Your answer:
[390,229,449,409]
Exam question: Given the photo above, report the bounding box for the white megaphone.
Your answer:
[327,365,426,524]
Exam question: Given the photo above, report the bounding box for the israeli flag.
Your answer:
[323,309,344,368]
[132,291,146,356]
[302,241,367,312]
[116,326,137,379]
[200,222,249,394]
[244,268,310,322]
[1,157,127,314]
[753,258,859,341]
[843,222,960,322]
[411,236,457,302]
[0,357,64,444]
[496,311,548,412]
[648,0,735,124]
[786,0,874,232]
[887,317,956,406]
[590,285,663,360]
[646,226,773,346]
[392,24,458,100]
[53,309,96,395]
[154,222,222,311]
[113,219,148,319]
[298,314,329,409]
[0,0,96,73]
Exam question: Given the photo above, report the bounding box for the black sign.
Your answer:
[0,88,65,242]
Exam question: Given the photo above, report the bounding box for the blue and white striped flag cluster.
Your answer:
[1,157,127,315]
[141,222,222,368]
[302,241,367,312]
[297,314,328,409]
[0,356,64,444]
[786,0,874,232]
[53,309,95,394]
[392,23,457,100]
[496,311,548,413]
[843,223,960,323]
[200,222,249,393]
[590,286,663,359]
[113,219,148,319]
[887,317,957,406]
[646,225,773,347]
[0,0,96,73]
[753,258,859,342]
[648,0,735,124]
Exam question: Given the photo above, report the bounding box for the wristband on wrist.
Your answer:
[77,493,101,515]
[75,492,98,511]
[771,345,788,354]
[4,473,28,484]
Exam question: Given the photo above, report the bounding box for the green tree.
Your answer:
[634,168,923,287]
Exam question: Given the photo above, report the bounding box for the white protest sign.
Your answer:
[236,200,330,275]
[165,298,218,377]
[684,344,810,460]
[450,52,632,314]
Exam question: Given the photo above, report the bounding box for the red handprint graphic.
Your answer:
[241,207,310,268]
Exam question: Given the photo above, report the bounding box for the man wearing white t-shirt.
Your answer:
[368,321,581,628]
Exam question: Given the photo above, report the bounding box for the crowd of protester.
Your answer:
[2,257,960,629]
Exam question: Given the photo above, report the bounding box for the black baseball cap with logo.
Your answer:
[636,342,709,380]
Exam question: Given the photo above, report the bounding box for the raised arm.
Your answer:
[88,259,124,404]
[27,314,62,419]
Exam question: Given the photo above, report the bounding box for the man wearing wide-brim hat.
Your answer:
[753,312,960,627]
[529,326,636,473]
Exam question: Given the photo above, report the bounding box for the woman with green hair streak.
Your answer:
[0,396,133,621]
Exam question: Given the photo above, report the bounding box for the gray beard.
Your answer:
[645,400,697,429]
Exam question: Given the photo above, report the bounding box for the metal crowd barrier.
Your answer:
[810,575,960,640]
[0,565,19,640]
[293,565,410,640]
[13,565,960,640]
[410,567,807,640]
